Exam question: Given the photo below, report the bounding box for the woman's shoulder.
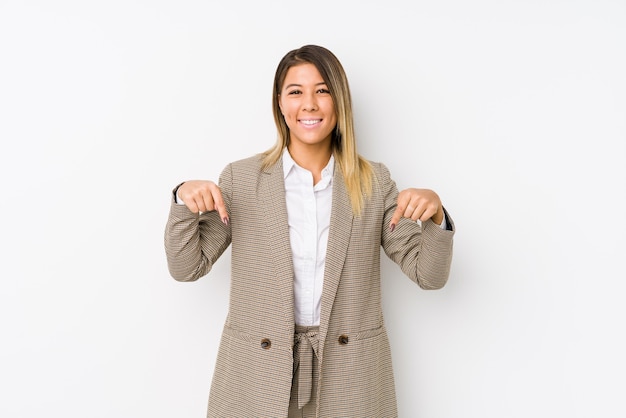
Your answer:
[363,158,391,177]
[227,153,266,171]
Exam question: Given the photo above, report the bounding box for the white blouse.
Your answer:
[282,149,334,326]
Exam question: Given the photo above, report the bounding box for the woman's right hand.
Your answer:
[177,180,229,224]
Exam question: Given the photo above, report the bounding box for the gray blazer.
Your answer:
[164,154,455,417]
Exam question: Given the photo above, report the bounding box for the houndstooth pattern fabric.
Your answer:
[164,154,455,417]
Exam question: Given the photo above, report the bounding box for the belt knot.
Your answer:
[293,325,319,409]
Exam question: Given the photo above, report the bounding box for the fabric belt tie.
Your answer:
[294,325,320,409]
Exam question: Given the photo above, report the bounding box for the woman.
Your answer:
[165,44,454,418]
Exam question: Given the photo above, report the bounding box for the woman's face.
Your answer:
[278,63,337,151]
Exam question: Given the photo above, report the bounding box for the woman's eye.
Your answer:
[288,90,302,95]
[317,88,330,94]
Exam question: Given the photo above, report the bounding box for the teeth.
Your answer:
[301,119,321,125]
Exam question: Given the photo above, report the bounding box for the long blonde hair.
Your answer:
[262,45,373,216]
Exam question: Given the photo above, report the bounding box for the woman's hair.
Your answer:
[262,44,373,216]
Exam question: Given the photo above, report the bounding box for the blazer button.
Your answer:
[338,334,349,345]
[261,338,271,349]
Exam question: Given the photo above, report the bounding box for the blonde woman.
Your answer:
[165,44,454,418]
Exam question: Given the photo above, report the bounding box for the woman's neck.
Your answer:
[287,144,332,184]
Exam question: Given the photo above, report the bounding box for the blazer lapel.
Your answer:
[318,164,354,352]
[258,157,354,342]
[259,158,295,334]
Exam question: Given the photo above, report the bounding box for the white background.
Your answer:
[1,1,625,417]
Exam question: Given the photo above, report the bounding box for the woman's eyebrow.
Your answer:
[284,82,327,89]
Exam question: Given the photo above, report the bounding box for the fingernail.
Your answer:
[222,216,229,225]
[389,223,396,232]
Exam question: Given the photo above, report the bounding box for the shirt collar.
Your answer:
[282,147,335,179]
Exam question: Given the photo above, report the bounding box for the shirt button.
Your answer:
[338,334,349,345]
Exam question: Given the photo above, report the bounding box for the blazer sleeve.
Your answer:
[377,162,455,289]
[163,165,233,282]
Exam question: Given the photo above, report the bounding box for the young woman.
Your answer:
[165,44,454,418]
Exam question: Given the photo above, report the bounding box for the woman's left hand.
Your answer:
[389,188,444,231]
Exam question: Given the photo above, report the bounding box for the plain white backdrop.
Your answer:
[1,1,625,417]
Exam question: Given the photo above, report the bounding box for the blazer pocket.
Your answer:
[336,325,386,346]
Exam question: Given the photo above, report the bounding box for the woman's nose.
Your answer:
[302,93,318,111]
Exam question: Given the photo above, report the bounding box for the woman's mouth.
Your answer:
[299,119,322,126]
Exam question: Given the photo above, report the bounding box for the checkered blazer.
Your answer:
[164,154,454,417]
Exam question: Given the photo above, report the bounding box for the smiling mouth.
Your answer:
[300,119,322,126]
